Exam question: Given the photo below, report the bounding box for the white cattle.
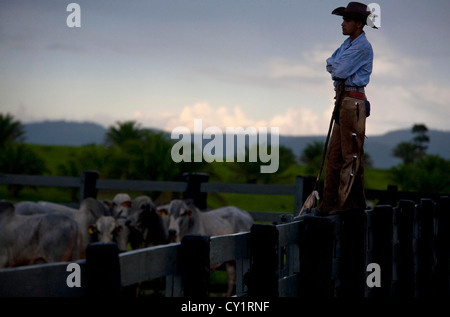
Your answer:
[15,198,109,259]
[0,201,80,268]
[166,199,254,296]
[166,200,253,242]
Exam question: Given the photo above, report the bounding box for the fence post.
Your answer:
[386,185,398,207]
[85,242,121,297]
[180,234,210,297]
[417,198,435,297]
[182,172,209,210]
[80,170,99,203]
[367,205,393,297]
[395,200,415,297]
[293,176,316,215]
[435,196,450,296]
[298,215,335,297]
[338,208,367,297]
[245,224,279,297]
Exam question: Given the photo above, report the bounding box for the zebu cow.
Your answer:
[166,199,254,296]
[126,196,168,249]
[166,200,253,242]
[14,198,109,259]
[102,193,133,252]
[0,201,80,268]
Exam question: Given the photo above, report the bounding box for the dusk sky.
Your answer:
[1,0,449,137]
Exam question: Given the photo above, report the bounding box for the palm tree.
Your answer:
[0,113,25,148]
[104,120,144,147]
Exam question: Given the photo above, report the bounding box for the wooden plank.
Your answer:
[248,211,285,223]
[96,179,187,192]
[246,224,279,297]
[0,260,85,297]
[417,198,436,296]
[0,174,80,188]
[278,274,299,297]
[200,182,295,195]
[367,205,393,297]
[435,196,450,295]
[235,257,250,297]
[277,220,301,247]
[119,243,179,286]
[298,216,335,297]
[210,232,249,265]
[165,274,183,297]
[180,235,210,297]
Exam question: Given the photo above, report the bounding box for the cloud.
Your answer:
[267,48,332,82]
[162,102,331,136]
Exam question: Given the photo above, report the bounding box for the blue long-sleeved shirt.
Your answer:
[326,32,373,87]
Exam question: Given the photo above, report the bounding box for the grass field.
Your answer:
[1,144,394,212]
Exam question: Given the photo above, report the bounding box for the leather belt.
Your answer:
[344,86,365,93]
[342,90,366,100]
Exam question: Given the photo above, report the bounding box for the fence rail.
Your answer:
[1,171,443,208]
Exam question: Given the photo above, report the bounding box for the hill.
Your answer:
[23,121,106,146]
[280,129,450,169]
[22,120,450,169]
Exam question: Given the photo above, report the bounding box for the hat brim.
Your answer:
[332,7,346,16]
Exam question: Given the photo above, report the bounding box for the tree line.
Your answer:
[0,114,296,197]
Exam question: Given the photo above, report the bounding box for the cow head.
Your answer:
[126,196,168,248]
[105,193,132,219]
[167,200,196,243]
[88,216,123,243]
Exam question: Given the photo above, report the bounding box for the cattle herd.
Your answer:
[0,195,254,296]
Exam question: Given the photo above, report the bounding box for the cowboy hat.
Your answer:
[332,2,377,28]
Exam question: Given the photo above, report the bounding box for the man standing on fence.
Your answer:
[317,2,376,216]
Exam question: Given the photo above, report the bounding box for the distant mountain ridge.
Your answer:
[22,120,450,169]
[24,121,106,146]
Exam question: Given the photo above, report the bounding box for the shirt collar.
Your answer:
[350,31,366,44]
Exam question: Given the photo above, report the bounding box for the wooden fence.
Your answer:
[0,172,449,297]
[0,170,443,219]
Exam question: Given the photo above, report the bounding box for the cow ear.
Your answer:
[122,201,132,208]
[157,208,168,217]
[187,209,193,217]
[88,225,97,235]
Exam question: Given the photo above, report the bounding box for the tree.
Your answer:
[0,115,47,196]
[0,113,25,148]
[391,155,450,193]
[300,141,324,175]
[229,144,296,184]
[392,142,419,165]
[412,123,429,157]
[393,123,430,164]
[0,143,47,197]
[104,120,144,147]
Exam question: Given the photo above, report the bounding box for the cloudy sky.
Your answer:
[1,0,449,137]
